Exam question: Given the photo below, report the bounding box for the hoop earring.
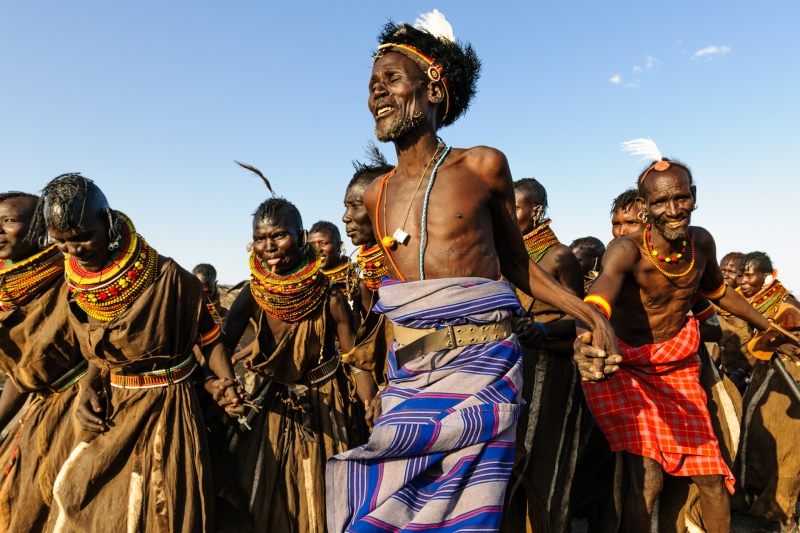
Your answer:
[637,211,649,223]
[106,209,121,251]
[38,235,52,249]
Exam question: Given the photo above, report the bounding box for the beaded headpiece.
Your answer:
[249,246,328,323]
[65,212,159,322]
[374,10,480,128]
[0,244,64,311]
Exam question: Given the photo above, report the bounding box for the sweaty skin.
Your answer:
[363,51,618,372]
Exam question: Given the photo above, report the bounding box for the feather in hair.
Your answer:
[365,141,388,167]
[414,9,455,42]
[235,161,274,196]
[620,138,663,163]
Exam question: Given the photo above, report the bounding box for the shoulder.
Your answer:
[604,233,641,266]
[689,226,715,248]
[457,146,509,176]
[362,169,392,207]
[549,243,580,266]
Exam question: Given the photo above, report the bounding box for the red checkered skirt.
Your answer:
[582,317,735,493]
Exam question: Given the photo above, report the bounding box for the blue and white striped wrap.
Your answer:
[326,277,524,533]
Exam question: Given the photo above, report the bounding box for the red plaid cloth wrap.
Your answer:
[582,317,735,493]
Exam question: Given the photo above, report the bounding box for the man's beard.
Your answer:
[653,216,690,241]
[375,109,426,142]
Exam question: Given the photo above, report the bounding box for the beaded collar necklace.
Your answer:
[322,258,359,300]
[357,243,388,291]
[747,279,789,319]
[523,220,559,263]
[0,244,64,311]
[249,246,328,322]
[66,212,159,322]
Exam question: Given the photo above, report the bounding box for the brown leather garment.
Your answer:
[47,260,215,533]
[233,295,362,533]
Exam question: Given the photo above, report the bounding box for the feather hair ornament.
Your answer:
[235,161,274,196]
[414,10,455,43]
[620,138,663,163]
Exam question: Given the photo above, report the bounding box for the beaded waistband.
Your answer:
[307,355,340,385]
[110,355,196,389]
[48,360,89,393]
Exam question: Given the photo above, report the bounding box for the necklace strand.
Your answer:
[642,224,695,279]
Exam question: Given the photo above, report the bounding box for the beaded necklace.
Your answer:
[715,287,744,318]
[747,279,789,319]
[65,213,159,322]
[523,220,559,263]
[206,297,223,324]
[641,225,695,279]
[322,258,359,300]
[357,243,388,291]
[249,246,328,322]
[0,245,64,311]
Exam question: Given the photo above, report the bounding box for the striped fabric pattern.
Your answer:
[327,277,524,533]
[582,317,735,493]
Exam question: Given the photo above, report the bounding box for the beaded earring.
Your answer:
[246,242,254,252]
[106,209,121,251]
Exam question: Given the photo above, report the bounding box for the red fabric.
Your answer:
[582,318,735,493]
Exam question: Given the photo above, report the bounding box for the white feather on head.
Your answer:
[621,138,663,163]
[414,9,455,42]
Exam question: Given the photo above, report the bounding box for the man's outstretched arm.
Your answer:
[481,148,621,367]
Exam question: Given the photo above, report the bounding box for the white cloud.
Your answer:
[609,74,621,84]
[692,45,730,61]
[633,55,660,72]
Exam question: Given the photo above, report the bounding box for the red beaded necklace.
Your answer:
[644,224,690,263]
[0,245,64,311]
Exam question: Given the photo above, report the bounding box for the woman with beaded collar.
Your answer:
[222,191,361,532]
[31,174,244,533]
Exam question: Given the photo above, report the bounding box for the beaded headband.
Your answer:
[375,43,450,122]
[638,160,692,185]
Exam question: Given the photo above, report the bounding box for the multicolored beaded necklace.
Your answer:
[523,220,559,263]
[206,296,223,324]
[747,279,789,319]
[249,246,328,322]
[642,225,695,279]
[0,244,64,311]
[357,243,388,291]
[65,212,159,322]
[322,258,359,300]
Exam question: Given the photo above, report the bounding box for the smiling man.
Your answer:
[576,142,780,533]
[0,191,87,531]
[326,11,619,533]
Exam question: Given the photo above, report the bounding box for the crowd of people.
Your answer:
[1,9,799,533]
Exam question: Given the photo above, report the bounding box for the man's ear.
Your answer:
[690,185,697,203]
[427,80,445,106]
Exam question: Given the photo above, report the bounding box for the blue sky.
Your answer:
[2,1,798,287]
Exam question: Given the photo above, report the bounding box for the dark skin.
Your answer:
[364,51,620,426]
[719,253,743,289]
[308,229,345,272]
[0,197,40,426]
[196,272,228,322]
[342,181,382,318]
[222,217,374,413]
[513,190,584,351]
[572,247,601,278]
[47,191,243,432]
[578,168,774,533]
[611,205,645,240]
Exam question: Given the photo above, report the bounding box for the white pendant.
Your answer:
[393,228,411,246]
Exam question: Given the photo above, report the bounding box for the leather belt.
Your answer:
[48,360,89,393]
[110,355,196,389]
[393,318,515,369]
[306,354,340,384]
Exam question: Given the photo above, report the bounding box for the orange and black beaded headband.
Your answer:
[376,43,450,122]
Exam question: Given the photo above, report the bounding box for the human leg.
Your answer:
[691,474,730,533]
[622,453,663,533]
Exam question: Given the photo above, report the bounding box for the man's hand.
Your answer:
[574,331,622,381]
[365,392,382,432]
[204,377,247,416]
[515,318,545,350]
[76,386,106,432]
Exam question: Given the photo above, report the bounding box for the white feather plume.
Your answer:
[620,138,663,163]
[414,10,455,42]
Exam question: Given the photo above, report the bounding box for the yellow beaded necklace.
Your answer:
[0,244,64,311]
[523,220,559,263]
[322,258,359,300]
[641,225,695,279]
[65,212,159,321]
[357,243,388,291]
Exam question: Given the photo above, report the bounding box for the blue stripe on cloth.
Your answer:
[326,278,524,533]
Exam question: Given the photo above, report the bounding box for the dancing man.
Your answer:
[327,11,619,533]
[576,140,782,533]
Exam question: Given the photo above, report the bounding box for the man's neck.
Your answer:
[394,129,442,176]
